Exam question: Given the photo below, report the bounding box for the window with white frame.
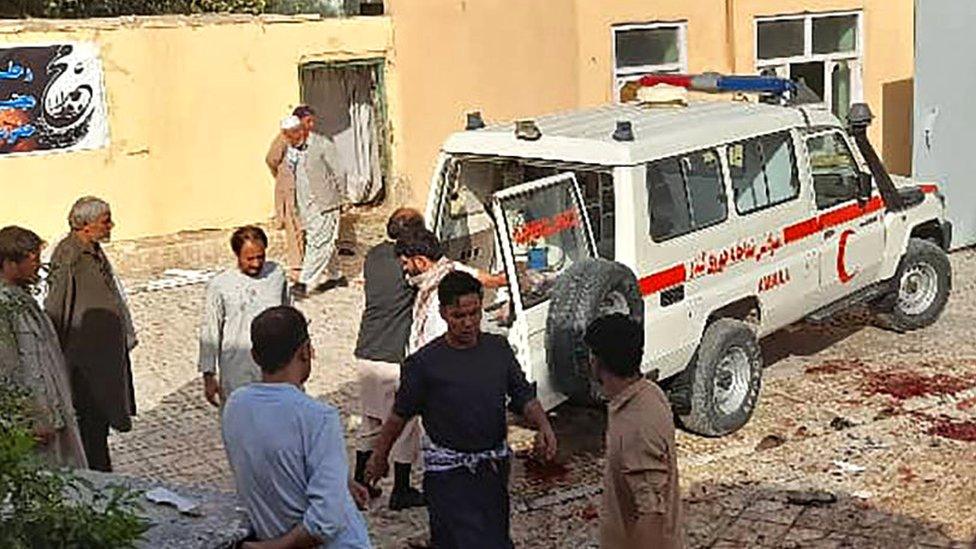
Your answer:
[755,12,862,122]
[613,22,687,102]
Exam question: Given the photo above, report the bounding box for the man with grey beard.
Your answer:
[45,196,137,472]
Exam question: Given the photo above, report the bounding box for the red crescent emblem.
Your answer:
[837,229,858,283]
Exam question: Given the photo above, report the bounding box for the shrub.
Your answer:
[0,384,150,549]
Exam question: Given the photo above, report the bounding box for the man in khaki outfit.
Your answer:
[266,111,308,283]
[585,314,684,549]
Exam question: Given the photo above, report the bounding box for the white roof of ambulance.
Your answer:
[442,101,840,167]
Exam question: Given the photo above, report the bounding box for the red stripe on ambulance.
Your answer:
[638,195,891,297]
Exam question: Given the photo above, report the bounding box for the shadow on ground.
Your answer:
[762,307,878,370]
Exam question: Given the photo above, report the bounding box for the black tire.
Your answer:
[876,238,951,332]
[673,319,762,437]
[545,258,643,405]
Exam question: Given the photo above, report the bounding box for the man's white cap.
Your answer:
[280,115,302,130]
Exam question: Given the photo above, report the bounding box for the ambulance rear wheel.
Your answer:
[546,258,643,406]
[675,319,763,437]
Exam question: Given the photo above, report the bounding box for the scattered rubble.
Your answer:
[829,416,857,431]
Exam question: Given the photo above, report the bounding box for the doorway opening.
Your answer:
[299,58,390,206]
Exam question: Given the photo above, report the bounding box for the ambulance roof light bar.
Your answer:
[635,72,813,104]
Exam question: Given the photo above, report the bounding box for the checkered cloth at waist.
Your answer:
[422,437,511,474]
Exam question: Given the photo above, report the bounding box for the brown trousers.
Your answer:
[274,182,304,281]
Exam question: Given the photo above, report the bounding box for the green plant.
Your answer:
[0,384,150,549]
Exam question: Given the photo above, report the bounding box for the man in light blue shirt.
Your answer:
[222,306,371,548]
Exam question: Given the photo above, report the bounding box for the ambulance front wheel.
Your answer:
[876,238,951,332]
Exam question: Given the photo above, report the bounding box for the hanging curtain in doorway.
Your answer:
[342,68,383,204]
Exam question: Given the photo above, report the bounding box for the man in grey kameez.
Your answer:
[199,226,289,407]
[281,115,347,298]
[0,226,87,469]
[45,197,137,472]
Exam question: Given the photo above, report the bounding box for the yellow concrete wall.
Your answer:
[730,0,915,174]
[1,2,914,243]
[0,15,395,243]
[574,0,914,174]
[575,0,732,107]
[385,0,581,202]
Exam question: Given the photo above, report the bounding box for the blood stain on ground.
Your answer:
[956,397,976,411]
[520,453,572,486]
[862,370,973,400]
[927,418,976,442]
[580,503,599,522]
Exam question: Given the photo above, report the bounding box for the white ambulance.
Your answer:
[426,74,952,436]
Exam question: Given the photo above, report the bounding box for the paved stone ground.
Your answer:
[110,215,976,548]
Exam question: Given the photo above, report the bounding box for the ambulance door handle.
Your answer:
[823,229,836,239]
[660,285,685,307]
[859,216,878,227]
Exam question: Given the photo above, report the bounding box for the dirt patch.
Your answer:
[862,371,974,400]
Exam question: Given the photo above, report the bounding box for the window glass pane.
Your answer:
[757,19,805,59]
[813,14,857,54]
[728,142,769,212]
[615,27,680,69]
[646,150,726,241]
[831,61,852,122]
[728,133,799,214]
[807,133,860,209]
[764,134,799,204]
[502,179,592,308]
[685,150,727,228]
[790,61,825,101]
[647,157,692,240]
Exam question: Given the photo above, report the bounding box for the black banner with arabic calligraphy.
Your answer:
[0,43,108,156]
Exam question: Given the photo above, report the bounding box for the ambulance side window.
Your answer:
[647,149,727,242]
[807,132,860,210]
[727,131,800,214]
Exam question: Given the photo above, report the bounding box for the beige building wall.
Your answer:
[574,0,913,175]
[1,2,914,244]
[0,16,396,243]
[385,0,582,203]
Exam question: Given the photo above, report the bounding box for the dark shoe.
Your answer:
[389,486,426,511]
[354,451,384,499]
[315,276,348,292]
[338,247,356,257]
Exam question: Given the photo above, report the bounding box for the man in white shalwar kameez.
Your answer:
[199,226,289,407]
[280,115,347,298]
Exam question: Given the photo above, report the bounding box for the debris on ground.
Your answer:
[786,490,838,506]
[755,434,786,451]
[830,416,857,430]
[830,460,866,475]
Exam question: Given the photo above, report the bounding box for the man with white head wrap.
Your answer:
[266,114,307,284]
[280,114,347,298]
